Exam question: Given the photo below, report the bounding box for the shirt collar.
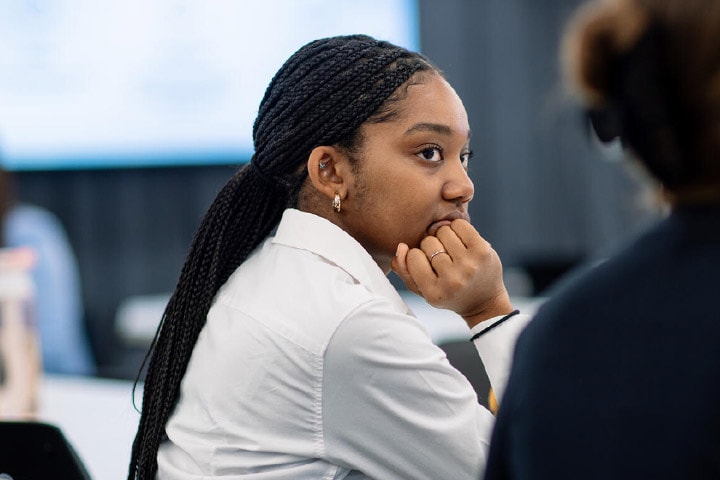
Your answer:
[272,209,411,315]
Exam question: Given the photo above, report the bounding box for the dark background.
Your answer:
[12,0,658,378]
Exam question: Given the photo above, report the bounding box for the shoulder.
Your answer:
[216,241,409,353]
[5,204,62,230]
[513,217,684,366]
[223,239,379,316]
[4,204,68,247]
[534,218,671,319]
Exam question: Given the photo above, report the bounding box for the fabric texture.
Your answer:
[485,202,720,479]
[158,208,528,479]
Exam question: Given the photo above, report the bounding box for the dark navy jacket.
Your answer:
[485,203,720,479]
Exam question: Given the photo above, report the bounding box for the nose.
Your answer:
[442,161,474,205]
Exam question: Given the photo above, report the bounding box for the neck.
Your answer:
[373,255,393,276]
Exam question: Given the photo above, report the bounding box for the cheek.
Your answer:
[388,197,433,246]
[378,174,436,217]
[383,170,430,200]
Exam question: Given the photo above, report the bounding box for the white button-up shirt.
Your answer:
[158,209,529,479]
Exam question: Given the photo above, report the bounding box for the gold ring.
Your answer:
[429,250,447,262]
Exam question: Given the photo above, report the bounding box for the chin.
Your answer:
[406,233,426,250]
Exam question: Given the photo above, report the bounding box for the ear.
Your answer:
[306,146,353,201]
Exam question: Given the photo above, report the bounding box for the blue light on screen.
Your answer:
[0,0,420,170]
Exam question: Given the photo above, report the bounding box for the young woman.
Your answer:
[128,35,528,480]
[485,1,720,478]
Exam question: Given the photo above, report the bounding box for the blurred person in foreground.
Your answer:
[129,34,531,480]
[485,0,720,478]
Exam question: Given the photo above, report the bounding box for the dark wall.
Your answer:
[418,0,657,289]
[15,166,235,376]
[419,0,655,259]
[12,0,658,378]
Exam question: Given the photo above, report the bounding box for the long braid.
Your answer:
[129,167,287,478]
[128,34,438,479]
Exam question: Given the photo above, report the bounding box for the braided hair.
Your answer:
[128,34,438,479]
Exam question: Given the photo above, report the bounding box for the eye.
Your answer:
[460,150,474,169]
[416,145,443,163]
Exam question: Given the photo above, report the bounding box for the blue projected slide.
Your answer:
[0,0,419,170]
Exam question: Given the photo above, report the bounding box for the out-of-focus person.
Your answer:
[485,0,720,478]
[0,167,94,375]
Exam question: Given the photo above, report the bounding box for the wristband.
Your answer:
[469,309,520,342]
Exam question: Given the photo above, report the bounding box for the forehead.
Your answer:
[387,74,469,133]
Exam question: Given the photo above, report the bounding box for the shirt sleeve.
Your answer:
[471,312,532,404]
[322,297,496,480]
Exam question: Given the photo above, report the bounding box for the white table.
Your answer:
[116,291,544,346]
[39,375,142,480]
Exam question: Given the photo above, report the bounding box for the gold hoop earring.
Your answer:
[333,193,342,213]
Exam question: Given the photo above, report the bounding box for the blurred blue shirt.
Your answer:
[3,204,95,375]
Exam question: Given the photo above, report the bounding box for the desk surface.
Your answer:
[39,375,141,480]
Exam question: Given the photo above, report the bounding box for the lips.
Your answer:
[426,211,469,236]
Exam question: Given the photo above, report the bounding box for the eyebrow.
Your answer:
[404,122,472,139]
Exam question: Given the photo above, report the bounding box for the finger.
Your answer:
[448,219,485,251]
[405,246,439,292]
[428,248,453,274]
[391,243,421,294]
[407,246,458,308]
[419,236,447,260]
[419,237,453,273]
[419,234,444,251]
[435,225,468,259]
[428,248,452,265]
